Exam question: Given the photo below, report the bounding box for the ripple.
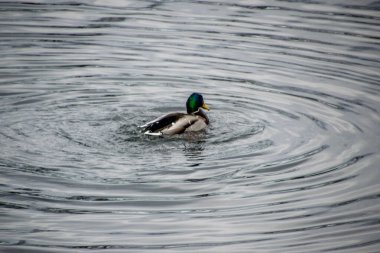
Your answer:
[1,1,380,253]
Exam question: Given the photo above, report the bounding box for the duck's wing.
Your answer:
[184,117,208,132]
[139,112,185,133]
[160,115,200,135]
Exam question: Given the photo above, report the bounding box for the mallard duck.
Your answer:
[140,93,210,136]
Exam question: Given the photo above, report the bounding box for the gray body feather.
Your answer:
[140,110,209,136]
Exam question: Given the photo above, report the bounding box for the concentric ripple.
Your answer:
[1,1,380,253]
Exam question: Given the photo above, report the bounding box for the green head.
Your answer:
[186,93,209,114]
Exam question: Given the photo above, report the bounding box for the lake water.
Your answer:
[1,1,380,252]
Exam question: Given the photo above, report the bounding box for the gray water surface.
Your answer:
[1,1,380,252]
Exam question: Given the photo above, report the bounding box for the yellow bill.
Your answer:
[202,102,209,111]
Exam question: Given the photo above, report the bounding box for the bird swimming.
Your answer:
[140,93,210,136]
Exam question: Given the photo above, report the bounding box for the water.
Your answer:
[1,1,380,252]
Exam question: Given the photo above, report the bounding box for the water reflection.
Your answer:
[183,141,206,160]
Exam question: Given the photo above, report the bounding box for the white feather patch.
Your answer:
[144,131,162,136]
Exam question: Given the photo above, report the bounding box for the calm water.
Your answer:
[1,1,380,252]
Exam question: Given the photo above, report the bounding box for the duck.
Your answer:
[140,93,210,136]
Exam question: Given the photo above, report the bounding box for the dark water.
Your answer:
[1,1,380,252]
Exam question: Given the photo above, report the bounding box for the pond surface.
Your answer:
[1,1,380,252]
